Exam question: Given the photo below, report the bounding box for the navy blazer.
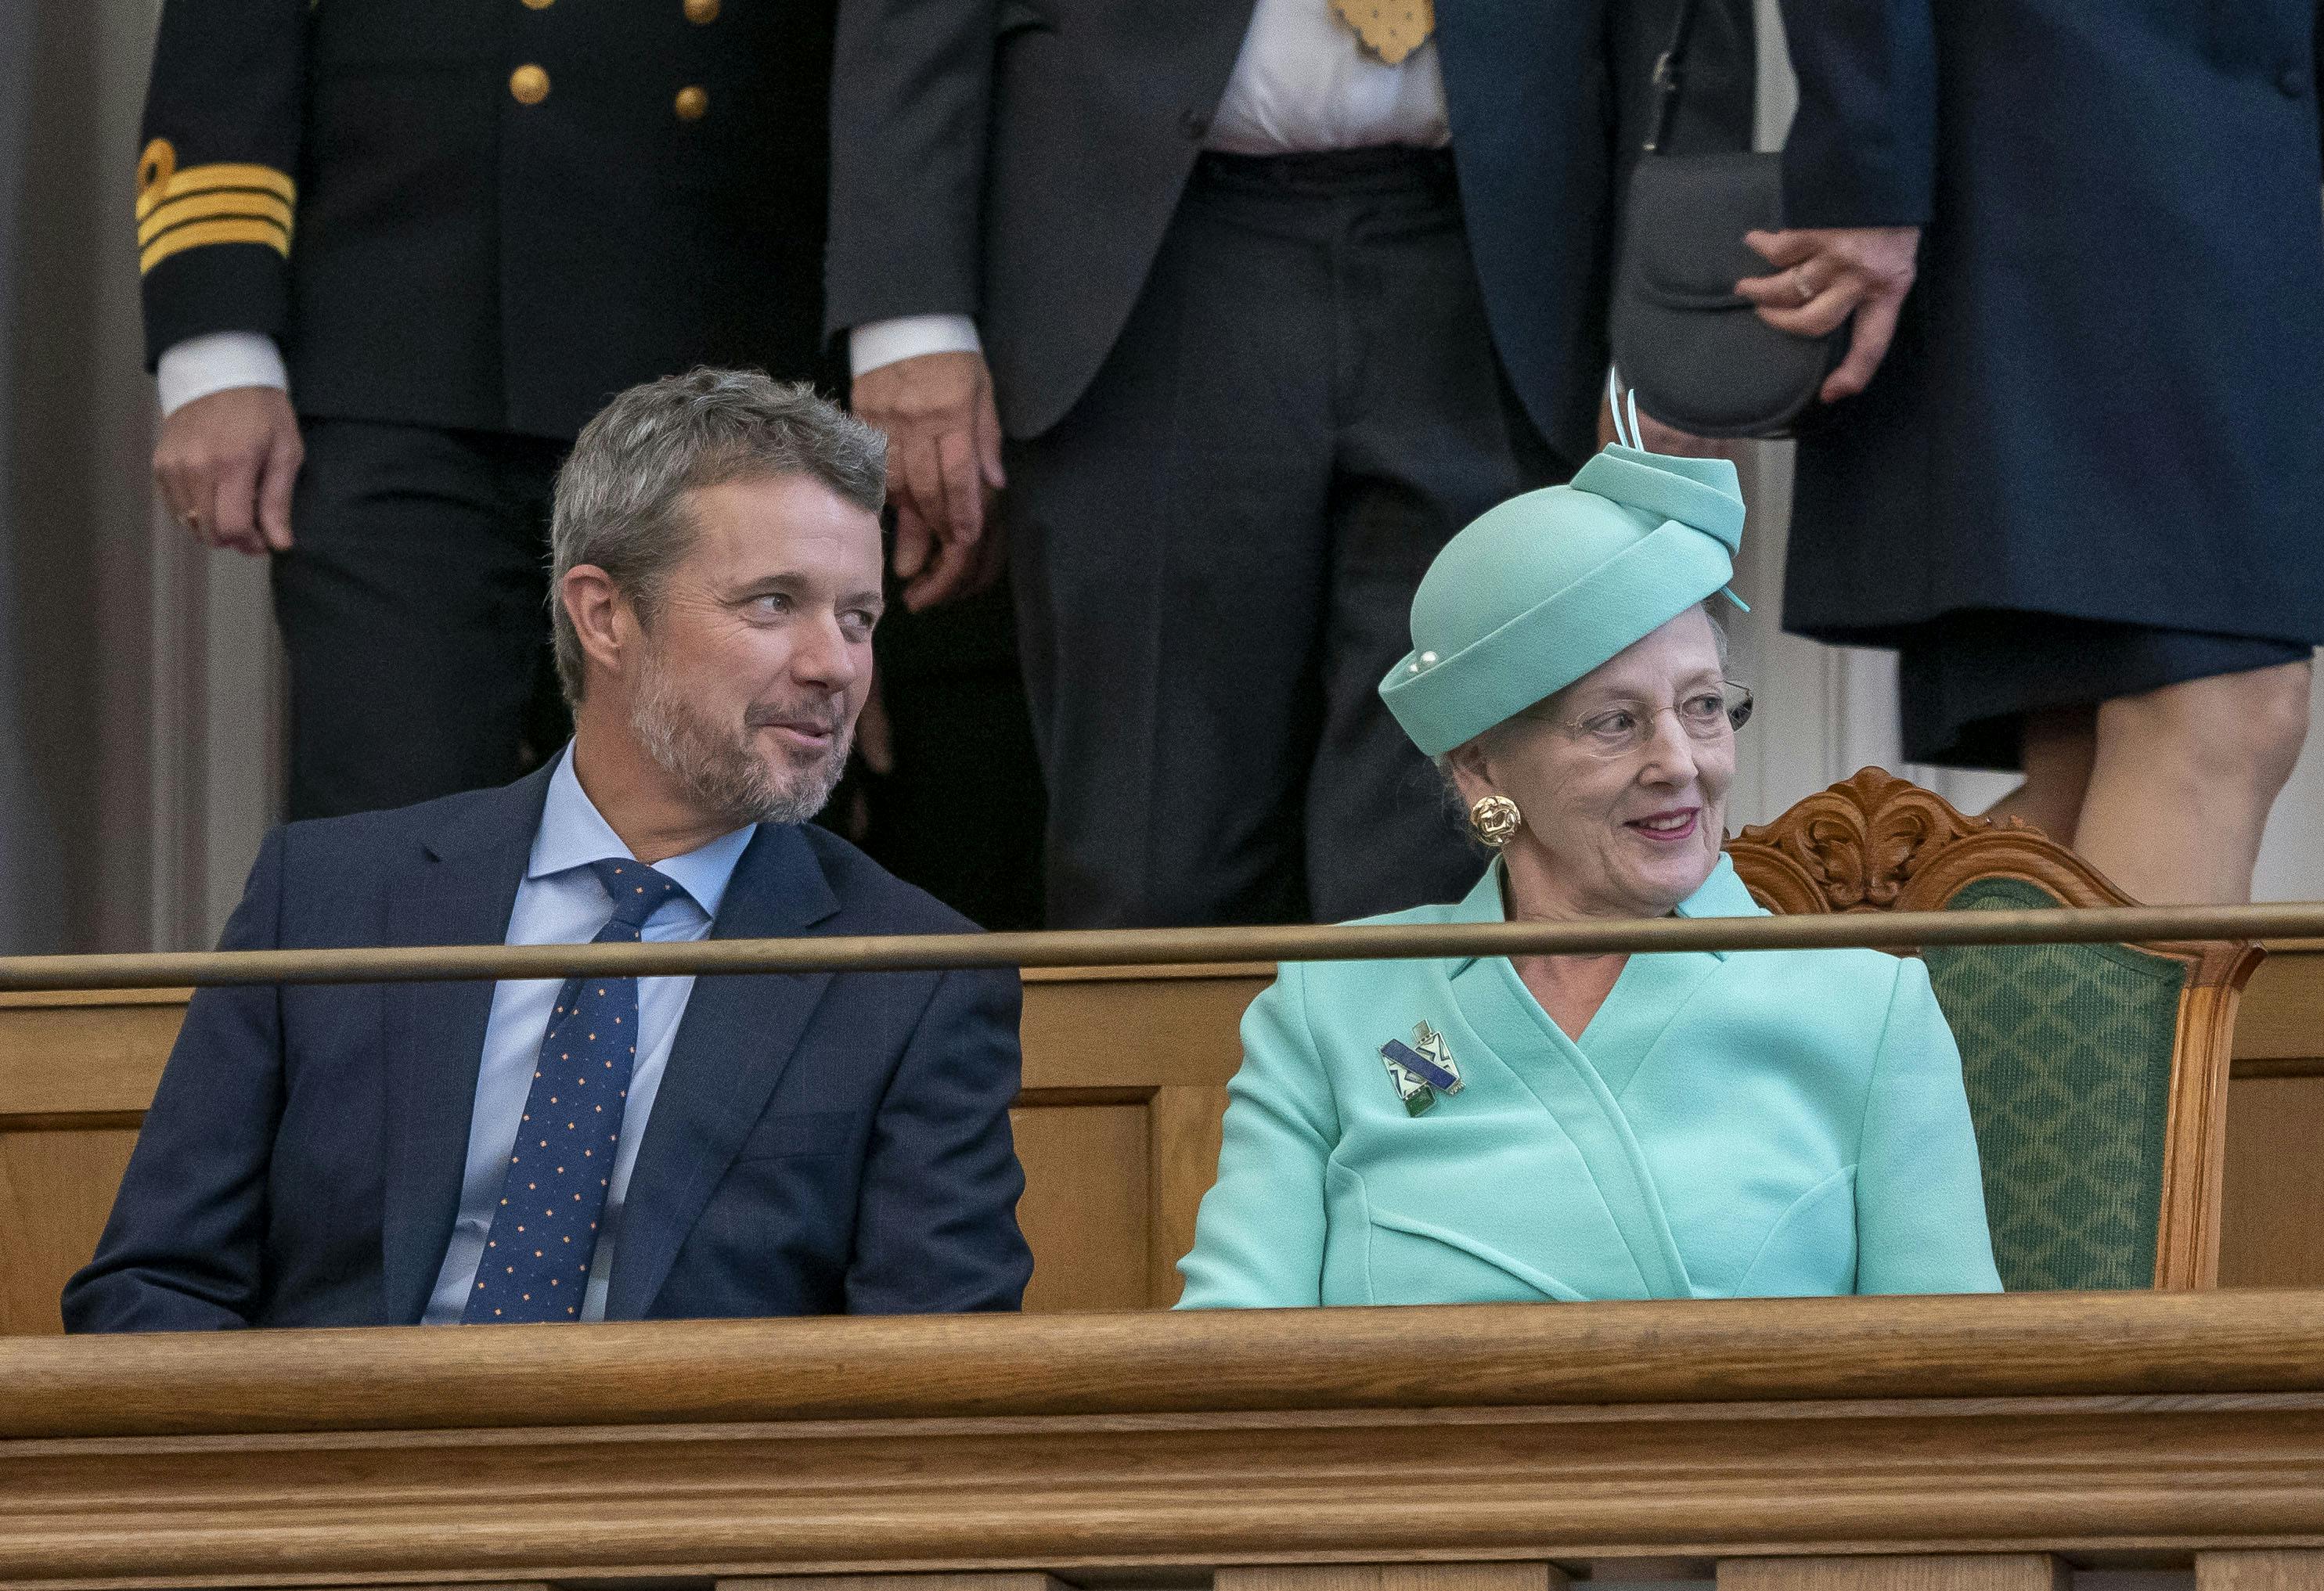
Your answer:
[63,766,1032,1330]
[1777,0,2324,651]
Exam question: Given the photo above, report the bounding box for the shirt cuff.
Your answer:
[156,332,289,417]
[849,315,982,379]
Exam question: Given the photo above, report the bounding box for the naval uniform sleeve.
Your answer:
[1175,965,1339,1309]
[1853,956,2004,1295]
[133,0,308,371]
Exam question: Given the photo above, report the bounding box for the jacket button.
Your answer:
[1180,107,1210,139]
[510,63,550,104]
[2279,65,2310,97]
[684,0,719,20]
[521,0,553,10]
[675,85,709,121]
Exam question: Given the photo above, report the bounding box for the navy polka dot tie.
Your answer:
[463,858,682,1324]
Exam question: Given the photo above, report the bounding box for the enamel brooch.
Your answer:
[1378,1021,1461,1117]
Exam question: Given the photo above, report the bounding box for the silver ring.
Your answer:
[1792,265,1816,304]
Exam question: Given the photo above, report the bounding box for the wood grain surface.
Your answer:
[2198,1553,2324,1591]
[8,1288,2324,1438]
[1720,1560,2068,1591]
[7,1295,2324,1586]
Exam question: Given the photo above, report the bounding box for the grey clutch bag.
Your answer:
[1609,0,1847,438]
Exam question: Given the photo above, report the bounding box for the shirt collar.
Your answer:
[528,743,757,921]
[1443,851,1765,971]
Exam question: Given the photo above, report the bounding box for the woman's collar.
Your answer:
[1443,851,1763,972]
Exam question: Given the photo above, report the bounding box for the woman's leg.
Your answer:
[1982,706,2098,844]
[2070,660,2314,903]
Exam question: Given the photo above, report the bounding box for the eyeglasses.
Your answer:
[1522,680,1754,756]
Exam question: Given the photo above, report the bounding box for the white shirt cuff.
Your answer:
[156,332,289,417]
[849,315,982,379]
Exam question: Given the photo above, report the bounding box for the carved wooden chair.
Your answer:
[1726,768,2260,1291]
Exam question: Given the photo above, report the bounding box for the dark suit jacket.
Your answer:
[823,0,1754,459]
[136,0,837,440]
[63,766,1032,1331]
[1778,0,2324,648]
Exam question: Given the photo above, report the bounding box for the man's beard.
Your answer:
[627,644,852,829]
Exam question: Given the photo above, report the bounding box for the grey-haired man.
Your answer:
[67,370,1032,1330]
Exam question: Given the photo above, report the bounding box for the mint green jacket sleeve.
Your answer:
[1854,956,2004,1294]
[1176,965,1338,1309]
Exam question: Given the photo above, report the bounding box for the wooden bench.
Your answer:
[3,950,2320,1332]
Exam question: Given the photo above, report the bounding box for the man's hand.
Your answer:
[153,385,304,556]
[1735,226,1921,402]
[851,349,1007,610]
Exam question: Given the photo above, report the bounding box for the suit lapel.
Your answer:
[379,769,551,1325]
[604,823,840,1320]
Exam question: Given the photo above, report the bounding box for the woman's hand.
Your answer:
[1735,226,1921,402]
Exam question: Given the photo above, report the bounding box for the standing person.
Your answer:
[1739,1,2323,905]
[138,0,837,821]
[826,0,1755,928]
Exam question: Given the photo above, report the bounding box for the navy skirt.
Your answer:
[1897,611,2312,771]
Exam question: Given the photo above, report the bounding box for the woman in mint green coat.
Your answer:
[1176,418,2002,1309]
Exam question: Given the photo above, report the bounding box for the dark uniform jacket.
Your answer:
[823,0,1755,459]
[135,0,837,441]
[1778,0,2324,650]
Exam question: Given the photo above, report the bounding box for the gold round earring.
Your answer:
[1468,794,1523,849]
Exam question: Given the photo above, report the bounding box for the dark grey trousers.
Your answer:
[275,419,569,821]
[1006,147,1563,928]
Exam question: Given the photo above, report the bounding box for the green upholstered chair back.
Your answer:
[1728,768,2257,1291]
[1921,877,2183,1290]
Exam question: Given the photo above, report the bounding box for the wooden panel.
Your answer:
[2228,947,2324,1061]
[7,1295,2324,1585]
[0,1125,135,1335]
[2219,1075,2324,1288]
[727,1577,1070,1591]
[1220,1564,1567,1591]
[2200,1553,2324,1591]
[0,990,188,1115]
[1019,964,1263,1090]
[5,938,2324,1339]
[1149,1084,1227,1307]
[1011,1100,1150,1313]
[1720,1558,2066,1591]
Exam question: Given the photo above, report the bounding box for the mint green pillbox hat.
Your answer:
[1379,444,1747,758]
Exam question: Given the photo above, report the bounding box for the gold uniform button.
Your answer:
[510,63,550,103]
[675,85,708,120]
[683,0,719,22]
[523,0,554,10]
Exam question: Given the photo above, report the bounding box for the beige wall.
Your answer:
[0,0,279,956]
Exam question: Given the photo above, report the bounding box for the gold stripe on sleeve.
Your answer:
[136,189,296,249]
[135,160,297,223]
[139,215,293,275]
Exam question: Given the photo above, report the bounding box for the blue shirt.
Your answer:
[421,747,755,1323]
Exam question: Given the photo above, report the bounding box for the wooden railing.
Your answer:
[5,947,2324,1331]
[6,1290,2324,1588]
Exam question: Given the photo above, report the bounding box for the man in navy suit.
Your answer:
[64,369,1032,1330]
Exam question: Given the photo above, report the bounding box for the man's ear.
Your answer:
[561,565,629,684]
